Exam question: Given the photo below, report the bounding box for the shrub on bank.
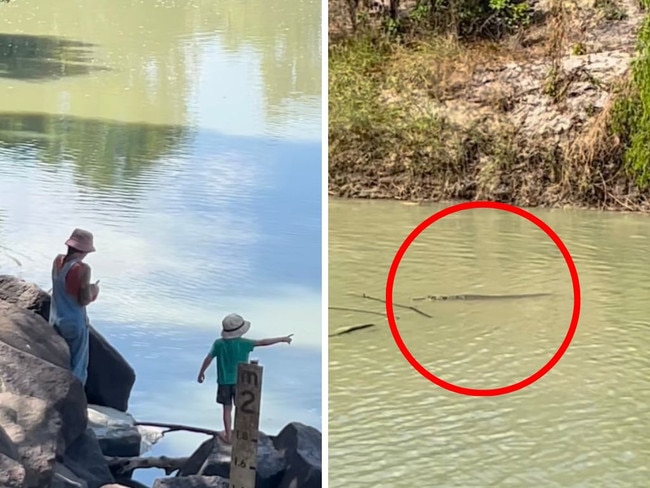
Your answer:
[611,3,650,190]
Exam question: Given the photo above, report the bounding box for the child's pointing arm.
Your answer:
[254,334,293,347]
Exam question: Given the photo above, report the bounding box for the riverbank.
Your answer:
[0,275,321,488]
[329,0,650,211]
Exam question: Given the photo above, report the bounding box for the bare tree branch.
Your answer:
[106,455,189,477]
[134,421,221,437]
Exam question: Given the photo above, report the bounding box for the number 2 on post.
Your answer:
[239,390,256,414]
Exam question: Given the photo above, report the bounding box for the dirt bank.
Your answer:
[329,0,650,211]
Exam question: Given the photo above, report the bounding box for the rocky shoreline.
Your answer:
[0,275,322,488]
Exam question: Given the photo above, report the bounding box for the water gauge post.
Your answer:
[230,359,263,488]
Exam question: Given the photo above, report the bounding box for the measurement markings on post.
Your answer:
[229,360,263,488]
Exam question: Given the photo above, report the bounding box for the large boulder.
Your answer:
[63,429,115,488]
[0,299,69,370]
[0,275,136,412]
[153,476,229,488]
[178,434,285,488]
[0,301,87,488]
[0,275,51,321]
[0,393,56,487]
[0,391,83,488]
[86,326,136,412]
[273,423,322,488]
[0,302,83,442]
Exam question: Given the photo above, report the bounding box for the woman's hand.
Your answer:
[90,282,100,301]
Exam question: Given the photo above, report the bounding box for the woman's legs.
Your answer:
[71,325,90,385]
[57,322,90,385]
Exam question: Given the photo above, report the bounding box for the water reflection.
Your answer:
[0,112,189,192]
[217,0,321,114]
[0,34,109,81]
[0,0,321,134]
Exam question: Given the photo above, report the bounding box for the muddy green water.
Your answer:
[329,199,650,487]
[0,1,321,484]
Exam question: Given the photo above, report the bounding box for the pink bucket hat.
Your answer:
[65,228,96,253]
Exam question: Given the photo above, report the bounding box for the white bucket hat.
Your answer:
[221,313,251,339]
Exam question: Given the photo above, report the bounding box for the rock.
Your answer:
[87,405,141,457]
[153,476,229,488]
[0,275,136,413]
[86,326,136,413]
[0,303,86,444]
[0,392,65,488]
[179,434,285,488]
[63,429,115,488]
[0,453,26,488]
[139,428,165,455]
[0,339,87,488]
[52,463,89,488]
[0,275,51,323]
[177,437,214,477]
[251,434,287,487]
[194,438,229,478]
[273,423,322,488]
[0,300,69,370]
[0,294,87,488]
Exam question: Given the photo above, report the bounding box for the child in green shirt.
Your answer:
[197,312,293,443]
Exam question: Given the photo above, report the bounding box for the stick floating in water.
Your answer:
[351,293,432,319]
[328,306,389,317]
[329,323,377,337]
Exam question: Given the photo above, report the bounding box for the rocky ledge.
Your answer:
[0,275,322,488]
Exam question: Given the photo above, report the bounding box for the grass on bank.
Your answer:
[329,0,650,207]
[329,32,562,203]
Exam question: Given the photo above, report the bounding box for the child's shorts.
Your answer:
[216,384,236,406]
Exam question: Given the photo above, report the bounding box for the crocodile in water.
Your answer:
[412,293,553,301]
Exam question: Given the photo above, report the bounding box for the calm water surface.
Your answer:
[0,0,321,483]
[329,199,650,487]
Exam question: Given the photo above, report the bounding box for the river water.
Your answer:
[0,0,321,484]
[329,199,650,487]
